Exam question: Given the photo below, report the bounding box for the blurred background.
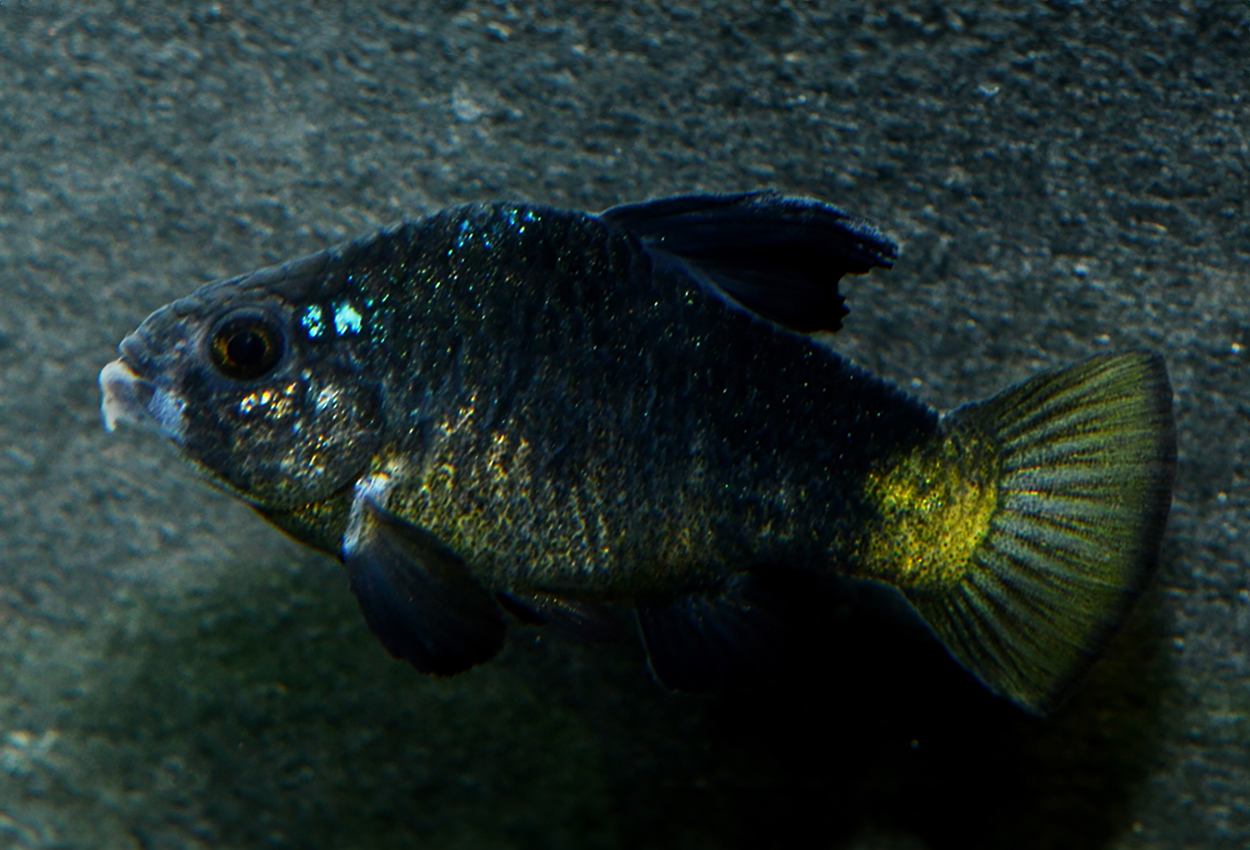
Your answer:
[0,1,1246,847]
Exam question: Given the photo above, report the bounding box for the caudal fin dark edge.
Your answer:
[905,350,1176,716]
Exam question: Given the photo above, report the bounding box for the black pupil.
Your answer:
[227,330,268,367]
[211,316,283,379]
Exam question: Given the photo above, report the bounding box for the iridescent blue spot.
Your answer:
[300,305,325,339]
[334,301,363,336]
[456,219,472,249]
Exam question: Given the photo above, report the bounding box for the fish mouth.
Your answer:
[99,357,157,434]
[99,334,160,434]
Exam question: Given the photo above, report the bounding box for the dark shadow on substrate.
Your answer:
[625,569,1174,850]
[75,552,1172,850]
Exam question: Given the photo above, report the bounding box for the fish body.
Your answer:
[101,193,1176,715]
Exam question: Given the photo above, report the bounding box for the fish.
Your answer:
[99,192,1176,716]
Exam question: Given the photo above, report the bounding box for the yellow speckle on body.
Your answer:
[857,427,999,591]
[485,431,517,484]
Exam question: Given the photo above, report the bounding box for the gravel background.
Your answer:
[0,1,1247,848]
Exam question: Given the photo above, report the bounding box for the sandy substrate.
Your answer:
[0,2,1246,847]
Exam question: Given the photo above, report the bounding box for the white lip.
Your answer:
[99,358,150,433]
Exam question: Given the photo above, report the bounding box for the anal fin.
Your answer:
[636,572,798,693]
[343,477,505,675]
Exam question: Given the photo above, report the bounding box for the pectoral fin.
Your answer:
[342,480,505,675]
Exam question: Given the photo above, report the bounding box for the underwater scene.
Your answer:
[0,1,1246,848]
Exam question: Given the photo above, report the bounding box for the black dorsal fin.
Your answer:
[342,479,505,675]
[600,192,897,334]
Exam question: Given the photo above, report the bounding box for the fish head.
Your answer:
[100,268,383,510]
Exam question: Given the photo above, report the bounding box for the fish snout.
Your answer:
[99,357,157,433]
[118,332,159,374]
[100,328,175,434]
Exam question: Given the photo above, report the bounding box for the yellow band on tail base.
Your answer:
[871,351,1175,716]
[857,427,1000,592]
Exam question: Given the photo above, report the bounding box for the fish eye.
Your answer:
[209,312,285,381]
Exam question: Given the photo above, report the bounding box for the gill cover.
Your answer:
[110,256,384,510]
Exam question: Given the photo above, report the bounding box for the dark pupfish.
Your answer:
[99,192,1176,715]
